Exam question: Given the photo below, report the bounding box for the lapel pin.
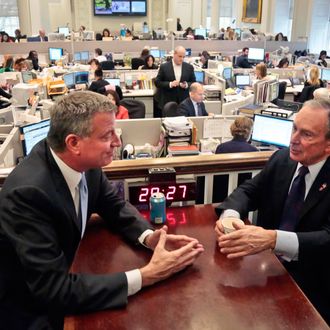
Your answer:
[319,183,327,192]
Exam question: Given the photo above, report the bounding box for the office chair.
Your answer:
[277,81,287,100]
[162,102,180,117]
[298,85,318,103]
[131,58,145,70]
[119,99,145,118]
[100,60,115,70]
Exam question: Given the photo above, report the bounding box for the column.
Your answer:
[210,0,219,34]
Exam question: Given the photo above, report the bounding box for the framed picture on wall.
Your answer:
[242,0,263,23]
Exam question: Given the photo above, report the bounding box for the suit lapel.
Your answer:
[45,144,82,233]
[300,158,330,219]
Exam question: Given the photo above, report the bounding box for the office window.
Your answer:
[0,0,19,36]
[309,0,330,53]
[206,0,235,30]
[273,0,294,41]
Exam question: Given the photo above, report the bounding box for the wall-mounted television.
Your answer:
[94,0,147,16]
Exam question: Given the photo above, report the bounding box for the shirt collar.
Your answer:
[50,148,82,192]
[296,159,327,181]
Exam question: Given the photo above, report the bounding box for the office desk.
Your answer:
[64,205,327,330]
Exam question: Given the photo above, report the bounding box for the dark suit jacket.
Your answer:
[215,137,258,153]
[178,97,208,117]
[215,148,330,323]
[236,55,252,68]
[155,61,196,109]
[88,79,109,94]
[0,140,152,329]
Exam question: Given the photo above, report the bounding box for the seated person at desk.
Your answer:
[253,63,273,84]
[277,57,290,68]
[88,68,108,93]
[200,51,210,69]
[0,91,204,330]
[236,47,253,69]
[0,55,14,73]
[26,50,41,71]
[317,50,328,68]
[178,82,208,117]
[105,89,129,119]
[94,48,107,63]
[304,65,325,88]
[13,58,28,72]
[214,99,330,325]
[102,28,111,39]
[215,117,258,153]
[155,45,196,110]
[141,55,158,70]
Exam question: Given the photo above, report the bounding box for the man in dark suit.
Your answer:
[178,82,208,117]
[236,47,252,68]
[214,99,330,324]
[155,45,196,111]
[0,91,204,329]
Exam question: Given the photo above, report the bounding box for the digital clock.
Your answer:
[129,182,196,206]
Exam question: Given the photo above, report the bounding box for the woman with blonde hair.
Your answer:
[305,66,325,88]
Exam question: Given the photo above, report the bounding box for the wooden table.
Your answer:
[64,205,328,330]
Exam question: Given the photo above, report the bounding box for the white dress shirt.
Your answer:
[50,148,154,296]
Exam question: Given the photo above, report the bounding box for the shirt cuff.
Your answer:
[138,229,154,248]
[220,209,241,220]
[274,230,299,261]
[125,269,142,296]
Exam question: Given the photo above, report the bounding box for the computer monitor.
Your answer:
[63,72,75,88]
[186,48,192,56]
[194,71,205,84]
[252,114,293,148]
[321,68,330,81]
[58,27,70,37]
[75,71,89,84]
[149,49,160,58]
[222,67,232,80]
[235,74,250,88]
[21,71,37,83]
[194,28,207,38]
[207,59,219,70]
[74,52,81,62]
[48,33,65,42]
[83,31,95,40]
[159,50,166,59]
[80,51,89,61]
[49,47,63,62]
[268,81,279,102]
[20,119,51,156]
[248,48,265,62]
[105,78,121,86]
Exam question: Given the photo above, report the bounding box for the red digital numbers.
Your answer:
[138,184,188,202]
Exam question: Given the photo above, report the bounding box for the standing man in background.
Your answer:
[155,46,196,113]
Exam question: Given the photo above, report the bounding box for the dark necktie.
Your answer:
[197,103,203,116]
[279,166,309,231]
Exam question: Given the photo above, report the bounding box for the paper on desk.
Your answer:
[203,118,234,139]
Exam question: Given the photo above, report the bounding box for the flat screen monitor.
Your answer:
[186,48,192,56]
[20,119,51,156]
[248,48,265,62]
[58,27,70,37]
[235,74,250,87]
[194,28,207,38]
[63,72,75,88]
[49,47,63,61]
[21,71,37,83]
[149,49,160,58]
[80,51,89,61]
[268,82,279,101]
[321,68,330,81]
[159,50,166,58]
[74,52,81,61]
[105,78,121,86]
[75,71,89,84]
[194,71,204,84]
[94,0,147,16]
[223,67,232,80]
[252,114,293,148]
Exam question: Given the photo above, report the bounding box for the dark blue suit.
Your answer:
[216,149,330,324]
[236,55,252,68]
[178,97,208,117]
[215,137,258,154]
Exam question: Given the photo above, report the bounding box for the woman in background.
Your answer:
[215,117,258,154]
[13,58,28,72]
[200,51,210,69]
[304,66,325,88]
[318,50,328,68]
[102,28,111,38]
[141,55,158,70]
[105,89,129,119]
[277,57,289,68]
